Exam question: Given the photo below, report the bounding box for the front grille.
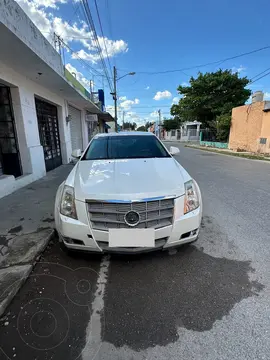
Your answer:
[87,198,174,231]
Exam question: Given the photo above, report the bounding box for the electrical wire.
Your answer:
[249,70,270,85]
[58,2,81,38]
[93,0,114,79]
[127,45,270,75]
[250,67,270,82]
[105,0,114,64]
[59,38,104,78]
[79,0,113,92]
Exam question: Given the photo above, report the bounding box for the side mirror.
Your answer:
[169,146,180,156]
[71,149,82,159]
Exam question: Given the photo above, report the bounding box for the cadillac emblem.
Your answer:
[124,211,140,227]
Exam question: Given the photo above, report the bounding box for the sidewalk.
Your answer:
[185,144,270,162]
[0,164,73,317]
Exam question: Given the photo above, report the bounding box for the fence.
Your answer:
[200,130,228,149]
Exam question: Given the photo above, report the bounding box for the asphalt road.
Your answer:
[1,144,270,360]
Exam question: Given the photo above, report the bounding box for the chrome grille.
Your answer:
[87,199,174,231]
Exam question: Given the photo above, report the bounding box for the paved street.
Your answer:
[0,144,270,360]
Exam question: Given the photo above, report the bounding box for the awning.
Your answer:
[98,112,114,122]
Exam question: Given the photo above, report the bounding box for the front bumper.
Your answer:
[55,196,202,253]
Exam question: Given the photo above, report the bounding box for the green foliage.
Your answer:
[145,121,153,130]
[163,118,181,131]
[216,113,231,142]
[171,69,251,131]
[137,125,146,131]
[122,122,137,130]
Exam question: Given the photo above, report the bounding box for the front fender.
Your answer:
[54,181,65,230]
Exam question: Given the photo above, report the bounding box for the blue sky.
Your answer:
[16,0,270,125]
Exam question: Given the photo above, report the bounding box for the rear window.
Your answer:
[82,135,170,160]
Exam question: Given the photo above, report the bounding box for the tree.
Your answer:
[162,118,181,131]
[122,122,137,130]
[216,113,231,142]
[137,125,146,131]
[145,121,153,131]
[171,69,251,134]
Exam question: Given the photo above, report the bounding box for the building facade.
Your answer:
[229,100,270,154]
[0,0,111,198]
[164,121,201,141]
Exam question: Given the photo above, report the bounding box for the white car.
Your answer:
[55,132,202,253]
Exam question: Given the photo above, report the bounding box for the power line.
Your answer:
[79,0,113,91]
[59,38,104,78]
[93,0,114,79]
[58,2,81,38]
[250,67,270,82]
[250,70,270,84]
[105,0,114,58]
[129,45,270,75]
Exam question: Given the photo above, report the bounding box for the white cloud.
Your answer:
[181,82,189,86]
[119,98,140,110]
[264,92,270,100]
[150,110,159,118]
[145,86,150,90]
[32,0,66,8]
[172,97,179,104]
[232,65,246,74]
[71,38,128,64]
[65,63,90,89]
[153,90,172,101]
[16,0,128,63]
[119,96,127,101]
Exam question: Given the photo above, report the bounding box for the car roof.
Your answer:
[94,131,155,138]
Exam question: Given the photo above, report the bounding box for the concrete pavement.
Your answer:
[0,145,269,360]
[0,165,73,317]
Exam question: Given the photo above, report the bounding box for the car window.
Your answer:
[82,135,170,160]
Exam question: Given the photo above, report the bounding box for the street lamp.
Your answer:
[110,66,135,132]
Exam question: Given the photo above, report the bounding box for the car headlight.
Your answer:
[60,185,77,219]
[184,180,199,214]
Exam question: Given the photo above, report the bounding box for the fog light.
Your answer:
[190,229,197,236]
[63,236,73,244]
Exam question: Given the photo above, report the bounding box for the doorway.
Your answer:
[35,98,62,172]
[0,85,22,177]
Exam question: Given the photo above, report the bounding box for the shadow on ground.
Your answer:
[103,239,264,351]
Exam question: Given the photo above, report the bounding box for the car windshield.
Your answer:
[82,135,170,160]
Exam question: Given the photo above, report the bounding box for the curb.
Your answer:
[0,229,55,318]
[184,145,270,163]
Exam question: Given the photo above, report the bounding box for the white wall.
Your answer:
[164,130,178,141]
[0,0,63,76]
[0,60,72,198]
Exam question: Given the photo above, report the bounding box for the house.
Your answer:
[229,92,270,154]
[164,121,201,141]
[0,0,112,198]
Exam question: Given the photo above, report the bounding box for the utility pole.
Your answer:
[111,67,136,133]
[122,111,125,131]
[158,109,161,139]
[113,66,118,132]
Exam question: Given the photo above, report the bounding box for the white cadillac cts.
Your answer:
[55,132,202,253]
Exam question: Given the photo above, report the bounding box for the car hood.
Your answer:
[73,158,190,201]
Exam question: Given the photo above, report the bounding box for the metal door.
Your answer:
[0,85,22,177]
[68,105,83,151]
[35,98,62,172]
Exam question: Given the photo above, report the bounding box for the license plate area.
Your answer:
[109,228,155,248]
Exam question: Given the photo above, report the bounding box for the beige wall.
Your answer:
[229,101,270,153]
